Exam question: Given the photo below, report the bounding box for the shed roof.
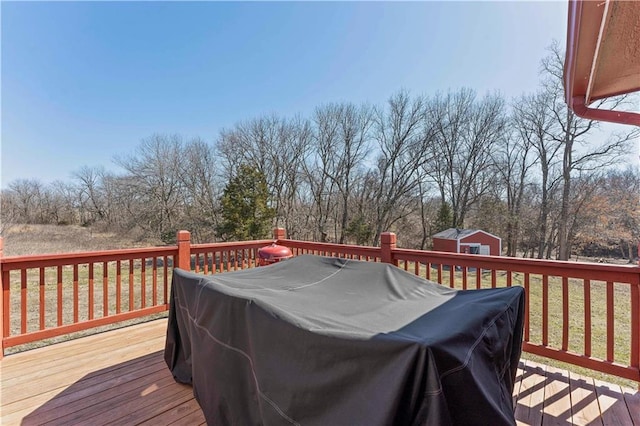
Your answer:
[564,0,640,125]
[432,228,497,241]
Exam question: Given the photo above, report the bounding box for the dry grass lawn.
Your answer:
[2,224,164,256]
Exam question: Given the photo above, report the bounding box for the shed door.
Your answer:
[479,245,490,255]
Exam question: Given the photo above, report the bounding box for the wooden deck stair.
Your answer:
[1,319,638,425]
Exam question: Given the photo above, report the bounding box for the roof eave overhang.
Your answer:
[564,0,640,126]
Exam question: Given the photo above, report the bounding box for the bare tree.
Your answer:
[415,190,440,250]
[335,104,374,243]
[0,189,19,235]
[5,179,45,224]
[574,167,640,261]
[217,115,311,238]
[177,138,222,242]
[304,105,340,241]
[369,90,436,245]
[492,120,537,256]
[563,172,604,260]
[304,103,374,242]
[541,41,640,259]
[73,166,110,226]
[276,116,313,237]
[114,134,185,242]
[425,88,507,228]
[510,90,559,258]
[607,167,640,262]
[47,180,78,225]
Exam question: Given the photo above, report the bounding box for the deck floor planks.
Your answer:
[99,382,195,426]
[2,336,165,391]
[139,397,206,426]
[513,360,525,409]
[19,363,175,425]
[541,365,573,425]
[1,322,166,378]
[165,403,208,426]
[623,387,640,425]
[1,320,167,372]
[568,371,604,426]
[594,378,635,425]
[1,336,166,405]
[0,356,166,421]
[1,318,638,426]
[515,360,548,425]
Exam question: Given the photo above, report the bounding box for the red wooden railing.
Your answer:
[279,232,640,383]
[191,240,274,274]
[0,244,178,352]
[389,249,640,383]
[1,228,639,385]
[0,231,272,358]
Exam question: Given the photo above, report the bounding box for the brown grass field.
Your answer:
[1,224,636,389]
[2,224,164,256]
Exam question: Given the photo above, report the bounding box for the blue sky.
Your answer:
[2,1,583,187]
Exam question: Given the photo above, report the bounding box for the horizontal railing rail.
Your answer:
[280,239,382,261]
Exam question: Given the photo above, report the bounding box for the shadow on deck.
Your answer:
[1,319,638,425]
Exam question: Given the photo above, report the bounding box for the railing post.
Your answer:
[0,236,4,359]
[381,232,397,265]
[635,281,640,391]
[176,230,191,271]
[273,228,286,242]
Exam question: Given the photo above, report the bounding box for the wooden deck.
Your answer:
[1,319,638,425]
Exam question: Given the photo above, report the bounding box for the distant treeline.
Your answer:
[2,42,638,261]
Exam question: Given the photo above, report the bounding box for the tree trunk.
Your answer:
[557,110,573,260]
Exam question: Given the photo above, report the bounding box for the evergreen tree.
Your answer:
[435,202,453,233]
[216,165,275,241]
[344,215,373,246]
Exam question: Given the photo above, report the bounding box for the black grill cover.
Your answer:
[165,255,524,425]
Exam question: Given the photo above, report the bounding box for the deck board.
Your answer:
[541,365,573,425]
[569,371,603,426]
[624,388,640,425]
[1,319,638,425]
[515,360,548,425]
[595,379,635,425]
